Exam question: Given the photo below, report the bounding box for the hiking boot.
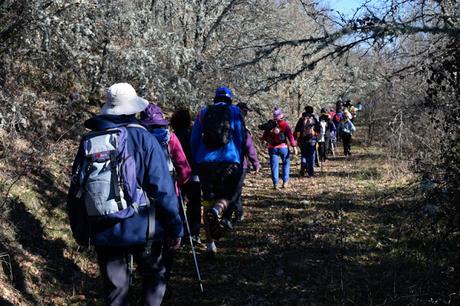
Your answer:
[282,181,289,188]
[206,242,217,254]
[206,208,223,240]
[220,218,233,230]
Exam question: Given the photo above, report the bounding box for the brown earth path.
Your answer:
[165,126,419,306]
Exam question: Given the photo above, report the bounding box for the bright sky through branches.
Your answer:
[322,0,368,16]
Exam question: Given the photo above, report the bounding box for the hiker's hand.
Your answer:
[168,237,182,250]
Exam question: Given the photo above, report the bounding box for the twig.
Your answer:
[1,173,26,209]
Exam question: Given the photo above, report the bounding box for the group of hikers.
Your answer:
[66,83,361,305]
[260,98,359,187]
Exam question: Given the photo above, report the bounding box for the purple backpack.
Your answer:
[75,126,149,223]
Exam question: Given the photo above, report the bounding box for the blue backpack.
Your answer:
[73,125,154,246]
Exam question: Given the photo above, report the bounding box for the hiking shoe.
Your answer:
[282,181,289,188]
[236,211,245,222]
[220,218,233,230]
[206,208,223,240]
[206,242,217,254]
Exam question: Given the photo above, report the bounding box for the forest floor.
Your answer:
[1,124,458,305]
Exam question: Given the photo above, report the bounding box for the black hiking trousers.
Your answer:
[181,180,202,237]
[223,168,247,220]
[198,162,242,206]
[318,140,329,162]
[342,133,352,156]
[95,242,166,306]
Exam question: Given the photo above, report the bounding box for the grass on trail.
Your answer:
[1,126,458,305]
[164,128,452,306]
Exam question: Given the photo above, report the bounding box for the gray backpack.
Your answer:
[74,125,156,248]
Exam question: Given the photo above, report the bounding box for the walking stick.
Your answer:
[179,191,204,293]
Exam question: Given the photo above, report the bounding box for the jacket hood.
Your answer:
[84,115,139,130]
[150,128,170,146]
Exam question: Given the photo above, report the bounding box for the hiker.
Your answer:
[335,98,344,113]
[294,105,320,177]
[340,115,356,156]
[67,83,183,305]
[318,108,336,162]
[170,108,202,244]
[328,108,336,122]
[332,106,344,142]
[140,103,191,192]
[191,86,245,254]
[262,107,297,189]
[140,103,191,285]
[221,102,260,229]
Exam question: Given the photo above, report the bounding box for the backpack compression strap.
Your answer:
[109,150,124,211]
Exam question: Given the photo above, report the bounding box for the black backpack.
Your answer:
[202,104,232,148]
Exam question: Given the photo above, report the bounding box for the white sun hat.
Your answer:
[100,83,149,115]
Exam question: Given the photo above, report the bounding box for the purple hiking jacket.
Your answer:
[243,130,260,170]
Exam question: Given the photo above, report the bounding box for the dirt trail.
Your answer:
[166,126,418,305]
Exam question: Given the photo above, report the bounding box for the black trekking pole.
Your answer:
[178,191,204,293]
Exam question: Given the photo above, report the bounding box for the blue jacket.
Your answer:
[340,119,356,135]
[191,102,245,164]
[67,115,183,246]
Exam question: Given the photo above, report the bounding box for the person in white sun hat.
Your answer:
[67,83,183,305]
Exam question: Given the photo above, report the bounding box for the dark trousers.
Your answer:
[342,133,352,156]
[96,242,166,306]
[318,141,328,162]
[300,142,316,177]
[223,168,247,220]
[181,181,202,237]
[198,163,242,202]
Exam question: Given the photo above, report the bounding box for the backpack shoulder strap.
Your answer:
[126,123,147,130]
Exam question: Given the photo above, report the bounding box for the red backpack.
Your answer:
[269,121,287,146]
[301,116,318,138]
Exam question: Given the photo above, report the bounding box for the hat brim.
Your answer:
[140,118,170,126]
[100,97,149,116]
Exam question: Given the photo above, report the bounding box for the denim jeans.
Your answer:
[300,142,316,177]
[269,147,290,186]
